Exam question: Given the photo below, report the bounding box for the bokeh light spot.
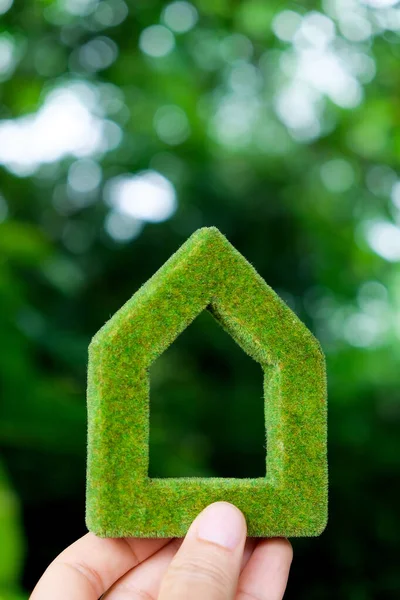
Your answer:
[105,171,177,223]
[154,105,190,145]
[0,0,13,14]
[68,159,102,194]
[212,95,260,147]
[220,33,253,63]
[320,159,355,193]
[0,83,119,175]
[366,221,400,262]
[92,0,128,28]
[0,34,17,78]
[275,82,321,141]
[0,193,8,222]
[339,13,372,42]
[163,1,198,34]
[298,49,363,108]
[294,12,335,49]
[100,120,123,152]
[391,181,400,209]
[343,50,376,84]
[358,281,388,314]
[366,165,396,196]
[190,31,221,71]
[272,10,302,42]
[78,37,118,72]
[361,0,399,7]
[139,25,175,58]
[59,0,98,16]
[344,313,383,348]
[105,212,143,242]
[229,61,261,95]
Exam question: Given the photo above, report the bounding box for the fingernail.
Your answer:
[196,502,244,550]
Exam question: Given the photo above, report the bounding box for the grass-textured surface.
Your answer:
[86,227,327,538]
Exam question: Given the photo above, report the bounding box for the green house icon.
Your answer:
[86,227,327,538]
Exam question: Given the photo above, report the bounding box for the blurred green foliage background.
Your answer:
[0,0,400,597]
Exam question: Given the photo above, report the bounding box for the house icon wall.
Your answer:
[86,227,327,538]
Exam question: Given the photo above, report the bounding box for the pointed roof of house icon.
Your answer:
[86,227,327,538]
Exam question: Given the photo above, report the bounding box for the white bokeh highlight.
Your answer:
[361,0,399,7]
[78,37,118,72]
[105,171,177,223]
[272,10,366,141]
[139,25,175,58]
[60,0,98,16]
[0,83,121,175]
[366,221,400,262]
[272,10,302,42]
[0,0,13,15]
[391,181,400,209]
[68,159,102,194]
[163,1,198,33]
[0,34,18,79]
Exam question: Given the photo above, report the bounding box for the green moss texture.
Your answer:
[86,227,328,538]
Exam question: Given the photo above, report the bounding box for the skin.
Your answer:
[31,502,293,600]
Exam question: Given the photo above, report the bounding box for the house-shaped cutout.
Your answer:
[86,227,327,538]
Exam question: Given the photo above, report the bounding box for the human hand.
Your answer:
[31,502,292,599]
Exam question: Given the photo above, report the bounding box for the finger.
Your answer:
[159,502,247,600]
[30,533,169,600]
[241,538,257,571]
[236,538,293,600]
[103,537,257,599]
[103,538,183,599]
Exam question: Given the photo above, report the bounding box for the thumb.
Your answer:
[159,502,246,600]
